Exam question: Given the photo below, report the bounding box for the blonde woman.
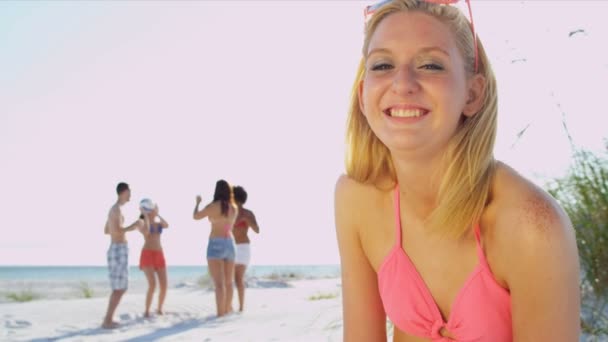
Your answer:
[335,1,580,341]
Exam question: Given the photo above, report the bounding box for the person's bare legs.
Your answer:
[142,267,156,318]
[156,268,167,315]
[208,259,226,317]
[224,260,235,314]
[234,264,247,312]
[102,289,126,328]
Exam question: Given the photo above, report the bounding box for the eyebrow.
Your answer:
[367,46,450,58]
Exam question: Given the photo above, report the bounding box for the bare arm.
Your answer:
[193,197,201,219]
[246,211,259,233]
[501,192,580,341]
[193,197,216,220]
[153,205,169,228]
[137,214,150,237]
[335,175,387,341]
[157,215,169,228]
[108,208,142,234]
[125,218,143,232]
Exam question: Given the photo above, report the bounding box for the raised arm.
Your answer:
[153,205,169,228]
[157,215,169,228]
[335,175,387,342]
[193,196,216,220]
[498,190,580,341]
[137,213,150,237]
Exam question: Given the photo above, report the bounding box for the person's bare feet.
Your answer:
[101,321,119,329]
[144,312,151,318]
[156,309,164,315]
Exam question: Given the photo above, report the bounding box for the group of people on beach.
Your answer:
[101,180,259,329]
[98,0,585,339]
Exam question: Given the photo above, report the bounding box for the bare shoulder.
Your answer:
[335,175,383,224]
[243,208,255,217]
[335,175,394,264]
[335,174,361,200]
[108,204,120,217]
[491,162,573,240]
[335,174,386,207]
[486,162,578,283]
[207,201,222,216]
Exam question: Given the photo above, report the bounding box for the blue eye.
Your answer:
[370,63,393,71]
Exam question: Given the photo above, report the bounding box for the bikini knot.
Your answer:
[430,319,446,339]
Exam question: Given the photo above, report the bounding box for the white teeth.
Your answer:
[390,109,424,118]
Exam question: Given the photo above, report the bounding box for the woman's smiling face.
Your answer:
[359,10,472,157]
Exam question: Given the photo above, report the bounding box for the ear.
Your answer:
[357,79,366,115]
[463,74,486,117]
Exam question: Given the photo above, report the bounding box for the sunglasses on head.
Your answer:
[364,0,478,73]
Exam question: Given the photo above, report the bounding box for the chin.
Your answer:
[378,134,421,151]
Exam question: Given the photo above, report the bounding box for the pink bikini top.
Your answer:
[377,188,512,341]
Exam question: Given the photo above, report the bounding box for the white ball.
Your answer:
[139,198,155,212]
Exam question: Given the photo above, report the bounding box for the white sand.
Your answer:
[1,278,343,341]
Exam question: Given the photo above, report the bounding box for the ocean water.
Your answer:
[0,265,340,303]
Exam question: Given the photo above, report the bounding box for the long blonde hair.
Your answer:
[345,0,498,237]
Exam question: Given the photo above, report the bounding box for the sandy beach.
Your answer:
[1,278,344,341]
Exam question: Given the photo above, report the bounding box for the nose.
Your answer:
[391,65,421,95]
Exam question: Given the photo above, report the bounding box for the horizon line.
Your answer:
[0,263,341,267]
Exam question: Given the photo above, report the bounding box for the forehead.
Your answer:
[368,11,457,56]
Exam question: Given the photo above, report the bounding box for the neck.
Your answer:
[391,151,446,222]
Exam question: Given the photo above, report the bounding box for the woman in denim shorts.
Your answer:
[193,179,238,317]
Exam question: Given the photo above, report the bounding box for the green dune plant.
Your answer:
[308,291,339,301]
[197,274,213,290]
[79,281,94,298]
[547,147,608,337]
[6,290,39,302]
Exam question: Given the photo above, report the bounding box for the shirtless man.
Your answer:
[102,182,147,329]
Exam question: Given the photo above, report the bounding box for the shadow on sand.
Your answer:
[30,313,234,342]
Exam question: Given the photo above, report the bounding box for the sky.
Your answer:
[1,1,607,266]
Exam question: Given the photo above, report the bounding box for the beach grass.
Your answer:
[308,291,339,301]
[6,290,39,302]
[547,146,608,337]
[325,318,342,331]
[197,274,213,290]
[268,271,302,281]
[78,281,94,298]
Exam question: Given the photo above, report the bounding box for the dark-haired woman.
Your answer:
[193,179,238,317]
[137,200,169,318]
[232,186,260,312]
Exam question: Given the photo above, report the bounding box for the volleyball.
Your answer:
[139,198,155,212]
